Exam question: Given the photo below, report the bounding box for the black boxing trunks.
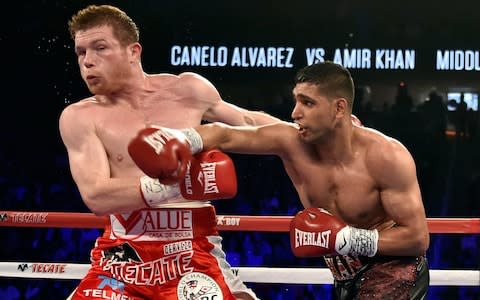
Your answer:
[324,254,429,300]
[68,206,257,300]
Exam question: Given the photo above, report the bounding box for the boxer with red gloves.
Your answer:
[180,62,430,299]
[62,5,282,299]
[128,126,237,207]
[180,150,238,201]
[290,208,378,257]
[127,126,198,184]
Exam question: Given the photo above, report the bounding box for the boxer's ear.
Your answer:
[128,42,142,63]
[334,97,348,118]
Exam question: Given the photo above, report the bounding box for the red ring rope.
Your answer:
[0,211,479,234]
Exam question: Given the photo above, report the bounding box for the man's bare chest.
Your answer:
[286,159,381,225]
[93,104,204,174]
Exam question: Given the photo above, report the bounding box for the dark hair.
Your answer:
[68,5,139,46]
[295,61,355,110]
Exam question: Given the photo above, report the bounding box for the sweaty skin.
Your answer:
[59,25,280,216]
[195,81,429,257]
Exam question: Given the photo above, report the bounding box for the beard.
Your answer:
[308,126,335,144]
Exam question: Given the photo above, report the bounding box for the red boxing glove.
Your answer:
[290,208,378,257]
[180,150,237,200]
[128,127,193,184]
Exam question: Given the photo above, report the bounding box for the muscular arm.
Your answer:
[204,100,282,126]
[59,104,146,216]
[195,122,294,156]
[369,139,429,256]
[180,72,280,126]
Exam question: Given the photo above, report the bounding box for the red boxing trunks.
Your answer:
[68,206,256,300]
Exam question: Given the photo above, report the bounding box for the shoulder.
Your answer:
[261,121,298,131]
[60,97,100,122]
[153,72,220,101]
[177,72,210,83]
[147,72,210,87]
[361,127,413,165]
[259,121,301,143]
[272,122,304,156]
[361,127,416,186]
[59,97,101,138]
[276,121,301,132]
[178,72,218,93]
[180,72,222,106]
[150,72,215,91]
[60,97,94,116]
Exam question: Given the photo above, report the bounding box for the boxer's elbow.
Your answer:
[418,230,430,254]
[80,188,112,216]
[82,194,108,216]
[411,228,430,255]
[201,122,234,151]
[243,114,256,126]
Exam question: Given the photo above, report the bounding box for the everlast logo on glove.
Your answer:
[144,130,168,154]
[290,208,379,257]
[294,228,331,248]
[180,150,237,201]
[199,162,220,194]
[143,129,178,154]
[184,161,219,196]
[290,208,348,257]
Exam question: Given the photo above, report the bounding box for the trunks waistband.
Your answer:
[105,206,218,242]
[324,254,371,281]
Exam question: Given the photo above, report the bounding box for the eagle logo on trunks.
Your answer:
[101,243,143,265]
[177,272,223,300]
[0,213,8,222]
[110,209,194,241]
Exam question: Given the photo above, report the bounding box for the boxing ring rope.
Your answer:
[1,263,479,286]
[1,211,479,286]
[1,211,479,233]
